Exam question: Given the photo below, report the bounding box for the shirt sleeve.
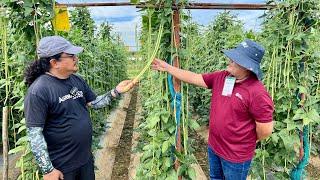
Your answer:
[77,75,97,103]
[84,83,97,103]
[24,93,48,128]
[249,92,274,123]
[27,127,54,174]
[201,71,222,89]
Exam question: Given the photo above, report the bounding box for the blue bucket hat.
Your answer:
[222,39,265,80]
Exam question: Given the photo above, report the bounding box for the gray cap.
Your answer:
[37,36,83,58]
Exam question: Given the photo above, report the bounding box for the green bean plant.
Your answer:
[251,0,320,179]
[1,1,54,179]
[1,3,129,179]
[135,0,200,179]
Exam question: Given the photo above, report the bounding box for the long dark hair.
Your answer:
[24,53,62,87]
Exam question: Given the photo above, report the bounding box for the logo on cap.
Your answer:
[241,42,248,48]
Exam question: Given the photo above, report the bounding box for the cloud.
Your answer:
[89,6,139,19]
[96,15,142,51]
[57,0,267,49]
[188,9,265,32]
[94,15,137,23]
[232,10,265,31]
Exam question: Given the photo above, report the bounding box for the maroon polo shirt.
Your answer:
[202,70,274,163]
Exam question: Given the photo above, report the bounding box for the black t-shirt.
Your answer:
[24,74,97,173]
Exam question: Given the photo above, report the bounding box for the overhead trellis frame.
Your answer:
[56,2,275,10]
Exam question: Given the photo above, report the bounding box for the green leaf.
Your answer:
[147,129,157,137]
[162,140,170,153]
[169,136,175,144]
[271,133,279,144]
[188,167,196,179]
[303,117,312,126]
[8,145,25,154]
[16,136,28,145]
[307,109,320,123]
[177,164,187,175]
[20,118,26,124]
[166,169,178,180]
[286,121,298,131]
[298,86,308,94]
[189,120,200,130]
[147,115,160,129]
[168,126,176,133]
[292,108,304,120]
[143,144,152,151]
[161,111,170,123]
[279,130,294,150]
[164,157,171,168]
[18,125,26,134]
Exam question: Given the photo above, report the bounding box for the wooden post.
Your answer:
[172,5,182,180]
[2,106,9,180]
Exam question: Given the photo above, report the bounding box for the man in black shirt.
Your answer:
[24,36,135,180]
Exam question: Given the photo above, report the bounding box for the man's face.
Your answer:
[226,59,248,77]
[56,53,79,74]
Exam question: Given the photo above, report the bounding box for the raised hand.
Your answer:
[151,58,170,72]
[116,80,135,93]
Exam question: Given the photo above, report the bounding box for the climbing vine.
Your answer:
[135,0,199,179]
[252,0,320,179]
[1,2,129,179]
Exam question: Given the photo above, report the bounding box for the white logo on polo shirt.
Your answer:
[235,92,243,100]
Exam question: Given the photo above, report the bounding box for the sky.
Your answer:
[56,0,268,51]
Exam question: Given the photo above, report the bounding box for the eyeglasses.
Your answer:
[59,54,77,60]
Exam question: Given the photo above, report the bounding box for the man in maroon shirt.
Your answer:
[152,39,274,180]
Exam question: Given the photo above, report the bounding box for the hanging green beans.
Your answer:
[123,22,164,92]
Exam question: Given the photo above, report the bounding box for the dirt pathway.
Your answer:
[190,129,209,178]
[94,90,132,180]
[95,89,208,180]
[111,88,137,179]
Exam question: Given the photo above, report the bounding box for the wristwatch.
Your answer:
[113,88,120,97]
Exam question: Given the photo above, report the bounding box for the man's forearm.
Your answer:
[27,127,54,174]
[90,89,119,109]
[166,65,206,87]
[256,121,273,141]
[256,132,267,141]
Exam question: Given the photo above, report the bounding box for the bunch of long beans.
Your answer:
[253,0,320,179]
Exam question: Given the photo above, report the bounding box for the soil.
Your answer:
[190,129,210,178]
[307,156,320,179]
[94,90,132,179]
[111,88,138,179]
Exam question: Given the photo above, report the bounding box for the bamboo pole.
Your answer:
[173,6,182,180]
[1,7,9,180]
[2,106,9,180]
